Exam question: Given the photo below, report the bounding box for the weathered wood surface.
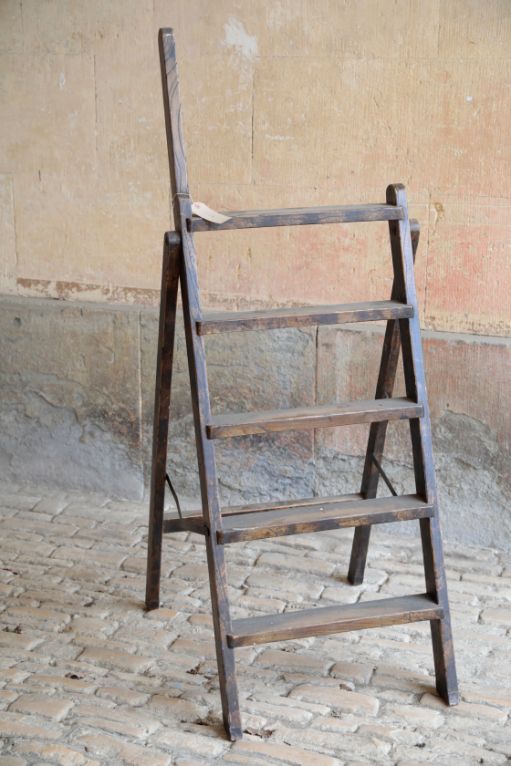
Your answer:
[348,218,420,586]
[219,494,433,543]
[190,203,405,232]
[197,300,413,335]
[220,491,362,515]
[207,397,423,439]
[164,492,363,533]
[156,28,242,740]
[163,493,433,540]
[228,594,443,648]
[164,492,362,533]
[388,184,459,705]
[145,232,181,611]
[163,493,362,534]
[159,28,189,199]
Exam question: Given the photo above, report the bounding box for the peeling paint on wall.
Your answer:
[222,16,258,61]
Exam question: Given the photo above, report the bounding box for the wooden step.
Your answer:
[190,203,404,232]
[207,397,423,439]
[163,493,433,541]
[163,492,363,535]
[227,594,443,647]
[197,300,413,335]
[218,494,433,543]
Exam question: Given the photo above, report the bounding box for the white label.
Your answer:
[191,201,231,224]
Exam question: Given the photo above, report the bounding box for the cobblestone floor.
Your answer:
[0,483,510,766]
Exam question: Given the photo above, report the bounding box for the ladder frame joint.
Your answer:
[165,230,182,249]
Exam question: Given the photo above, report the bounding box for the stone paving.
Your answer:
[0,483,510,766]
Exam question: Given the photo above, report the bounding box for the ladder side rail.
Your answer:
[159,28,242,738]
[159,28,190,202]
[388,183,459,705]
[348,219,420,585]
[179,221,243,738]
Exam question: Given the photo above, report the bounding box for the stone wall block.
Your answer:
[0,298,144,497]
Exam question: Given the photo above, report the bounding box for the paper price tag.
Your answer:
[191,201,231,224]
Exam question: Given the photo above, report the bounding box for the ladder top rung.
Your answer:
[207,397,423,439]
[190,203,405,232]
[228,594,443,647]
[198,300,413,335]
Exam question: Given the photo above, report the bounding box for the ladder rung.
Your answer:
[218,494,433,544]
[197,300,413,335]
[163,492,363,535]
[207,398,423,439]
[227,594,443,648]
[163,494,433,541]
[190,203,405,232]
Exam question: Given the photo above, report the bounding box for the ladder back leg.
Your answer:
[348,218,420,585]
[145,232,181,610]
[388,183,459,705]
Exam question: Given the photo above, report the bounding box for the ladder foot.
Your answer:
[219,679,243,741]
[436,681,460,706]
[145,599,160,612]
[443,688,460,706]
[225,722,243,741]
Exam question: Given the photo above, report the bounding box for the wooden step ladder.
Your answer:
[145,28,459,741]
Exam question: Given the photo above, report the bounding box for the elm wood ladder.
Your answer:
[145,28,459,741]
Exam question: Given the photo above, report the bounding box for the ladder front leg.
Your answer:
[420,515,459,705]
[178,223,242,739]
[387,184,458,706]
[205,536,243,740]
[145,233,181,611]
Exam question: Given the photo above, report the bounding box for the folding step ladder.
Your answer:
[145,28,459,740]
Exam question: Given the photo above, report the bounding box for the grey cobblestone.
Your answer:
[0,481,510,765]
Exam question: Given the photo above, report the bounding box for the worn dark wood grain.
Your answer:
[348,218,420,586]
[145,232,181,611]
[164,492,363,534]
[197,300,413,335]
[387,184,459,705]
[159,29,189,199]
[179,220,243,737]
[219,491,362,515]
[153,28,242,740]
[207,397,423,439]
[190,203,405,232]
[219,494,433,544]
[228,594,443,648]
[163,493,433,540]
